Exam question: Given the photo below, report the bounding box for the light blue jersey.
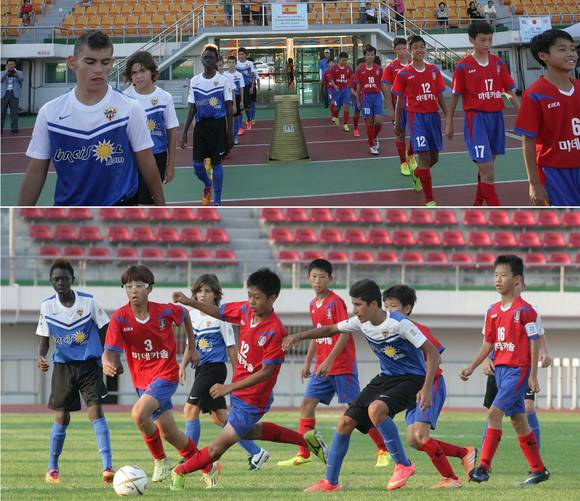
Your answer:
[189,309,235,365]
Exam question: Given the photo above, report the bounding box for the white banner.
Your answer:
[271,3,308,31]
[519,16,552,43]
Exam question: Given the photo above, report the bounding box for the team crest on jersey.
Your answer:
[76,308,84,316]
[151,97,159,106]
[326,308,332,319]
[214,80,219,87]
[258,335,267,347]
[159,318,166,330]
[103,107,117,121]
[513,310,520,322]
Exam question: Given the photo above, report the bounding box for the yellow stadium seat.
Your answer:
[164,13,178,24]
[109,5,121,15]
[6,17,21,37]
[86,15,100,28]
[120,4,133,15]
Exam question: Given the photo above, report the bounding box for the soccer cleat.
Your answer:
[102,468,115,484]
[407,155,417,172]
[353,127,360,137]
[277,455,312,467]
[375,449,391,468]
[202,185,212,206]
[343,124,350,132]
[246,120,253,130]
[374,138,380,150]
[411,167,422,192]
[152,457,171,482]
[425,200,438,207]
[200,462,222,489]
[520,469,550,487]
[252,119,256,125]
[400,162,411,176]
[370,145,379,156]
[169,467,185,491]
[387,462,416,491]
[45,469,61,484]
[248,448,270,471]
[331,117,338,124]
[469,465,490,483]
[303,430,328,465]
[461,447,478,480]
[238,127,245,136]
[431,477,462,489]
[304,479,341,493]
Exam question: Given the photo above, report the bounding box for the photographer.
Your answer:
[1,59,24,134]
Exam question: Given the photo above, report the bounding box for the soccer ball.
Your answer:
[113,465,148,496]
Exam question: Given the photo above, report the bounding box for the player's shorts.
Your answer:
[304,373,360,405]
[251,85,258,103]
[391,96,408,132]
[352,93,360,114]
[408,111,442,153]
[333,88,351,107]
[193,117,227,165]
[542,166,580,206]
[344,373,425,434]
[137,151,167,205]
[226,394,267,438]
[464,110,505,163]
[491,366,530,417]
[234,93,242,117]
[405,374,446,430]
[360,93,383,118]
[136,378,178,421]
[186,362,228,413]
[483,373,535,409]
[242,85,252,111]
[48,358,108,412]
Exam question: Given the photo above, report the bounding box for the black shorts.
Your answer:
[137,151,167,205]
[48,359,108,412]
[193,117,227,165]
[344,374,425,433]
[234,93,242,117]
[242,86,252,112]
[251,85,258,103]
[186,362,228,413]
[483,374,535,409]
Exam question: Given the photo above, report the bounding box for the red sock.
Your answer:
[330,103,336,117]
[480,427,502,470]
[408,141,414,156]
[260,422,306,448]
[417,168,434,202]
[419,439,458,479]
[474,174,484,206]
[343,110,350,125]
[178,438,198,459]
[481,182,501,206]
[365,123,375,146]
[143,427,165,460]
[368,427,387,451]
[437,440,468,458]
[353,115,360,129]
[517,432,545,473]
[395,141,407,163]
[297,418,316,458]
[374,122,382,139]
[175,446,212,475]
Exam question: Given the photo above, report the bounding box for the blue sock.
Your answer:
[193,162,211,187]
[326,432,351,485]
[48,422,67,471]
[212,163,223,205]
[185,419,201,445]
[527,412,540,449]
[376,418,410,466]
[239,439,261,456]
[482,421,488,448]
[91,417,112,470]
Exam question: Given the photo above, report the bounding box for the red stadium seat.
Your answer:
[542,232,566,248]
[180,228,205,244]
[320,228,343,244]
[562,211,580,227]
[385,209,408,224]
[63,246,85,261]
[54,225,78,241]
[121,208,147,221]
[140,247,163,261]
[67,208,93,220]
[206,228,230,244]
[425,251,448,264]
[547,253,571,265]
[400,251,423,263]
[488,210,510,226]
[286,208,309,223]
[392,230,416,246]
[493,231,517,247]
[39,246,60,260]
[157,227,181,244]
[310,208,333,223]
[190,248,212,263]
[116,247,138,261]
[302,250,325,261]
[87,247,112,263]
[215,249,238,264]
[359,208,382,224]
[512,210,537,227]
[417,230,441,247]
[132,226,157,243]
[368,228,391,246]
[196,208,221,222]
[278,250,300,262]
[434,210,458,226]
[569,233,580,248]
[475,253,496,264]
[172,208,197,221]
[166,248,188,262]
[260,208,285,223]
[294,227,318,244]
[30,225,53,241]
[463,210,487,226]
[148,208,173,222]
[335,208,359,223]
[518,232,542,248]
[449,252,473,265]
[409,209,433,225]
[525,253,546,264]
[344,229,368,245]
[327,251,349,262]
[270,227,293,244]
[43,208,68,220]
[537,210,561,227]
[468,231,492,247]
[442,230,465,247]
[20,208,44,219]
[352,251,374,263]
[376,251,398,263]
[99,208,124,221]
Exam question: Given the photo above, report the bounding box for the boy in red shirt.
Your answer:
[323,60,337,122]
[330,53,353,132]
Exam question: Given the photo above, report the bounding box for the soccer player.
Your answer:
[349,57,365,137]
[102,266,201,484]
[392,35,448,206]
[36,259,113,484]
[330,53,353,132]
[278,260,389,468]
[249,58,260,126]
[236,48,256,131]
[18,30,165,206]
[225,55,245,145]
[460,255,550,486]
[382,37,416,176]
[169,268,327,491]
[383,285,477,488]
[446,21,520,206]
[181,44,234,206]
[283,279,441,492]
[514,29,580,206]
[354,46,385,155]
[323,60,337,122]
[123,51,179,205]
[180,274,269,470]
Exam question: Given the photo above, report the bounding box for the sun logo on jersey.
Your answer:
[146,118,157,132]
[197,338,212,351]
[209,96,219,108]
[73,331,87,344]
[383,345,398,358]
[93,140,114,163]
[103,107,117,121]
[151,97,159,106]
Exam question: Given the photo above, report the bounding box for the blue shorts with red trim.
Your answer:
[543,167,580,206]
[405,375,446,430]
[136,378,178,420]
[333,88,352,107]
[361,93,383,118]
[492,366,530,416]
[391,97,408,132]
[327,88,335,102]
[409,112,442,152]
[226,394,267,438]
[304,373,360,405]
[464,110,505,163]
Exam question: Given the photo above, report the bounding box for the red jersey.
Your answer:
[413,320,443,380]
[309,291,356,376]
[392,63,446,113]
[331,64,353,89]
[382,59,407,86]
[483,296,542,368]
[353,63,383,94]
[105,302,185,389]
[220,301,286,411]
[514,76,580,170]
[452,54,515,112]
[323,68,334,89]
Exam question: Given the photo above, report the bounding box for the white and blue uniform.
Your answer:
[189,309,235,366]
[188,72,234,120]
[226,70,245,140]
[235,60,256,88]
[26,85,153,206]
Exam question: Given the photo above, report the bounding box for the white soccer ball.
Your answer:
[113,465,148,496]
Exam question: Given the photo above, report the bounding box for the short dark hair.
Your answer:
[494,254,524,279]
[203,44,219,57]
[124,51,158,84]
[338,51,349,60]
[247,268,281,298]
[357,56,365,65]
[49,258,75,279]
[393,37,406,48]
[530,29,574,68]
[349,279,382,306]
[308,259,333,277]
[121,265,155,286]
[382,285,417,310]
[238,47,247,54]
[74,30,113,57]
[217,55,224,63]
[191,274,222,306]
[407,35,426,47]
[468,20,494,38]
[364,45,377,55]
[6,58,17,65]
[227,54,237,62]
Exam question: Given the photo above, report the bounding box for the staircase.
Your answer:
[17,0,78,43]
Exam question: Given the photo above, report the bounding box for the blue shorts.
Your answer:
[304,373,360,405]
[361,93,383,118]
[464,110,505,163]
[333,88,351,107]
[227,395,266,438]
[327,88,335,103]
[353,94,360,114]
[405,375,446,430]
[543,167,580,206]
[409,112,442,153]
[135,378,178,421]
[492,366,530,417]
[400,106,408,133]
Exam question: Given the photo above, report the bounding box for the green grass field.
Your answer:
[2,411,579,500]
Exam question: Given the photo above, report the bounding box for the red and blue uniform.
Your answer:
[382,59,409,130]
[353,63,384,118]
[331,65,353,107]
[515,76,580,206]
[323,68,336,104]
[452,54,515,163]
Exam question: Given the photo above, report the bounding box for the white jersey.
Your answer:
[188,72,234,120]
[235,60,256,86]
[189,309,235,365]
